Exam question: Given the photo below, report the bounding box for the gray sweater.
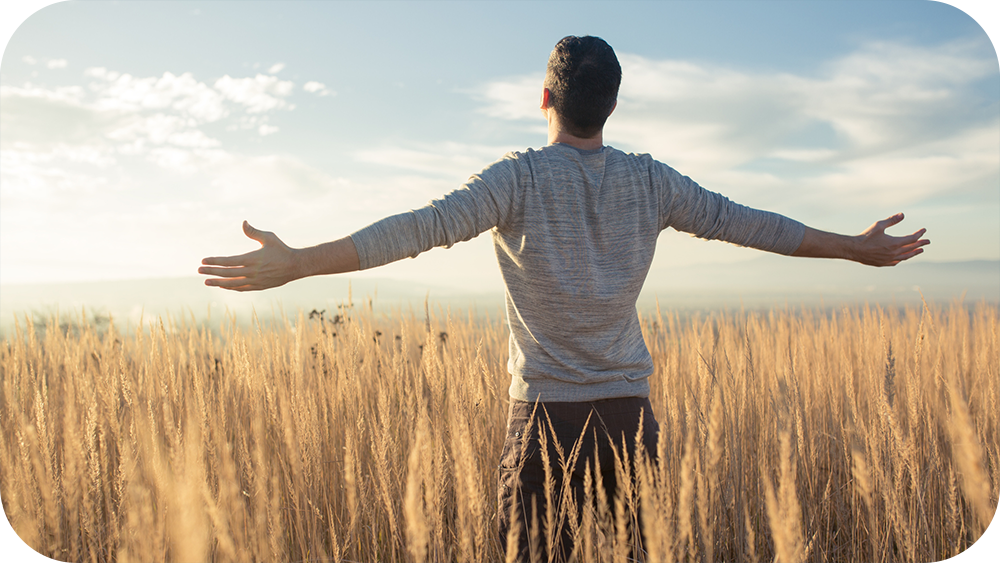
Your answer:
[350,143,805,402]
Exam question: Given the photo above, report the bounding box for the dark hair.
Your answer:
[544,35,621,138]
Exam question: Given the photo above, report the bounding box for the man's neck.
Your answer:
[548,130,604,151]
[546,111,604,151]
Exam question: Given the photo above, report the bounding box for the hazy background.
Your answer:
[1,0,998,336]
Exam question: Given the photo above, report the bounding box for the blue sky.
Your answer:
[0,0,998,295]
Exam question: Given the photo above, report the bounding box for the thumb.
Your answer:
[243,220,264,244]
[876,212,905,232]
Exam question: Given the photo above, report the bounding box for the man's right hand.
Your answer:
[199,221,301,291]
[851,213,929,267]
[792,212,930,267]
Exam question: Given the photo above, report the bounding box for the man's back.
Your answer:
[350,142,804,402]
[493,143,666,402]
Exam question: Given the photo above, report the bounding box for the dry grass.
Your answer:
[1,299,997,562]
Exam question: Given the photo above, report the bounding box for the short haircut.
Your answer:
[544,36,621,139]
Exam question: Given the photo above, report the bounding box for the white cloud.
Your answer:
[214,74,295,113]
[0,83,87,105]
[472,40,999,213]
[800,124,1000,209]
[46,58,68,69]
[106,113,220,148]
[21,55,36,65]
[0,65,313,187]
[87,70,230,122]
[473,73,543,121]
[798,40,995,152]
[146,146,197,172]
[268,62,286,74]
[0,62,338,276]
[766,149,838,163]
[84,67,116,80]
[227,114,263,131]
[0,59,347,284]
[303,81,334,96]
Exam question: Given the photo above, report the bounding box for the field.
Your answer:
[0,299,997,562]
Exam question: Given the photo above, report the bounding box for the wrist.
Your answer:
[844,234,863,262]
[289,247,310,281]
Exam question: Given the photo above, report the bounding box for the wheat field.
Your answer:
[0,299,997,563]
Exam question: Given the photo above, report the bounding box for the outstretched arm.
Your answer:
[199,221,360,291]
[793,212,929,267]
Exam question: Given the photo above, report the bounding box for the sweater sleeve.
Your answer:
[349,155,519,270]
[655,161,805,256]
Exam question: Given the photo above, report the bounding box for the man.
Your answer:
[200,36,929,561]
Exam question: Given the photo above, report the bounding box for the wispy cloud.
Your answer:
[303,81,334,97]
[471,39,999,213]
[102,69,230,120]
[0,67,305,183]
[214,74,294,113]
[473,73,544,121]
[0,65,344,283]
[353,142,515,179]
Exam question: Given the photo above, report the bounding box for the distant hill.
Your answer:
[0,274,505,335]
[2,259,996,335]
[639,257,999,309]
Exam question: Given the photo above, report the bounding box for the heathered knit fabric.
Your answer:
[349,144,805,402]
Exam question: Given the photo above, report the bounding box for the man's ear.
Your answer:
[609,100,617,116]
[540,87,552,110]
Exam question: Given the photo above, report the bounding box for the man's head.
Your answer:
[543,36,621,139]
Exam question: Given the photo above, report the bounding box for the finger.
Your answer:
[876,212,905,232]
[205,278,254,291]
[242,220,257,242]
[243,220,275,245]
[888,234,931,249]
[895,228,927,245]
[894,247,925,262]
[910,238,931,249]
[895,238,930,253]
[207,283,254,292]
[201,251,256,267]
[198,265,250,278]
[205,276,251,289]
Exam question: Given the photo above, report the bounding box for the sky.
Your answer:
[0,0,998,297]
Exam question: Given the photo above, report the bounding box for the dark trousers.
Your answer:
[497,396,660,562]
